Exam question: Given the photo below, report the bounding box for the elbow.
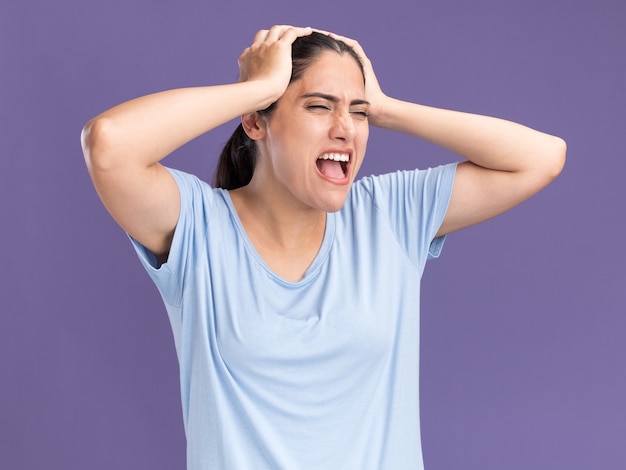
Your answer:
[81,115,124,173]
[538,135,567,184]
[548,135,567,180]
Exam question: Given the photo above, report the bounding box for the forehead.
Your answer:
[289,51,365,98]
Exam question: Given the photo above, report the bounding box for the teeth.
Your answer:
[318,153,349,162]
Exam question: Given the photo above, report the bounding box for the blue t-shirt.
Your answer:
[131,163,457,470]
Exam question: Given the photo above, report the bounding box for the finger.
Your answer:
[329,32,370,64]
[328,32,361,50]
[238,47,251,60]
[276,26,313,44]
[312,28,331,36]
[265,24,310,42]
[313,29,357,48]
[312,29,365,55]
[238,46,253,66]
[265,25,285,42]
[253,29,270,44]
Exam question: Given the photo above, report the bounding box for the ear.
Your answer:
[241,112,267,140]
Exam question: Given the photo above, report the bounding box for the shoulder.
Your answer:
[166,167,211,194]
[165,167,224,211]
[351,163,458,203]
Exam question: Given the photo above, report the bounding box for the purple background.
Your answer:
[1,0,624,468]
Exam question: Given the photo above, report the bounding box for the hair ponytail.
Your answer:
[213,123,257,190]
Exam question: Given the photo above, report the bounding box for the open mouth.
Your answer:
[316,153,350,179]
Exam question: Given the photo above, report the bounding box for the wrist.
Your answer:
[239,79,286,112]
[367,95,400,129]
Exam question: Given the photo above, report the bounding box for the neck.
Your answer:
[229,182,327,282]
[231,182,326,251]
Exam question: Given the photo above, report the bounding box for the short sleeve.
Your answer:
[128,168,213,307]
[360,163,457,267]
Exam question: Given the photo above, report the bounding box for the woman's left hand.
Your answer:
[315,29,389,127]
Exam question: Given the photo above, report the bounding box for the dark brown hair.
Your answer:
[213,32,364,190]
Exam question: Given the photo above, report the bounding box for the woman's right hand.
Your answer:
[82,26,313,259]
[238,25,313,103]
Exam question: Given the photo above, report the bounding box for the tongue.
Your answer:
[317,159,344,179]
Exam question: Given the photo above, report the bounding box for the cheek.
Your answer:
[357,125,369,153]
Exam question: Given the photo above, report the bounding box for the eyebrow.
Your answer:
[300,92,370,107]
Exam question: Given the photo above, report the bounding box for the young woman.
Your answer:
[82,25,565,469]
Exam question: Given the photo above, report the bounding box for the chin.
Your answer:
[323,205,344,214]
[316,194,349,213]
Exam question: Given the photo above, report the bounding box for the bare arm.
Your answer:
[81,83,276,256]
[81,26,313,257]
[328,32,566,236]
[373,99,567,236]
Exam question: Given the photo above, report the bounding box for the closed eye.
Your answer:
[350,110,369,120]
[306,104,332,111]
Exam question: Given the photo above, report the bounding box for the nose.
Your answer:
[329,110,356,142]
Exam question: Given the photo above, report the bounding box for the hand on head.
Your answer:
[238,26,313,101]
[238,25,387,125]
[313,29,387,126]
